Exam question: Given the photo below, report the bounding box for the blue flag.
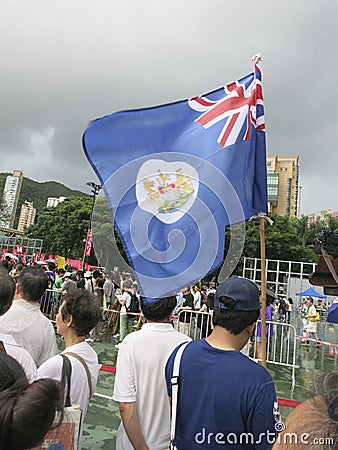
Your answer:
[83,63,267,301]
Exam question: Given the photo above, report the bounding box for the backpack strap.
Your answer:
[63,352,93,399]
[60,354,72,407]
[170,341,190,447]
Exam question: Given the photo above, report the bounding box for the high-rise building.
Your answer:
[47,196,66,207]
[0,170,24,228]
[17,200,36,232]
[267,156,299,217]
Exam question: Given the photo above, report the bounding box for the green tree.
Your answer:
[0,196,11,226]
[241,215,317,263]
[26,196,321,277]
[291,215,312,247]
[91,196,128,272]
[25,197,92,259]
[321,210,338,232]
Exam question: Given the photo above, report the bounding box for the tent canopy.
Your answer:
[295,287,327,298]
[327,302,338,324]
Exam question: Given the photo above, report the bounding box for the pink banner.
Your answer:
[65,258,82,270]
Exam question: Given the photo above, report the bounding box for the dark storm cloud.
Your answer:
[1,0,337,212]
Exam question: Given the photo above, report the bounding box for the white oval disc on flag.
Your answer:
[136,159,199,224]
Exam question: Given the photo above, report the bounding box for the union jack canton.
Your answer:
[188,64,264,148]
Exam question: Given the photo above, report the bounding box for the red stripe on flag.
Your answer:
[192,96,216,107]
[219,113,239,147]
[254,64,262,77]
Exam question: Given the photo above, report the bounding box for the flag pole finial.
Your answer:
[252,53,262,64]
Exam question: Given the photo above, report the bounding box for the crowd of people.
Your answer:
[0,256,337,449]
[0,261,102,449]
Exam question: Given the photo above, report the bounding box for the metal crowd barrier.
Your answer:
[38,288,63,321]
[174,310,213,339]
[39,289,143,326]
[250,320,298,387]
[175,311,298,386]
[41,297,298,387]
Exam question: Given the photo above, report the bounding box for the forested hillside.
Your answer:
[0,173,88,227]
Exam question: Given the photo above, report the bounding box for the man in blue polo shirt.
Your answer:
[165,276,280,449]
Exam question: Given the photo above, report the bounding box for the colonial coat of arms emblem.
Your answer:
[136,160,199,224]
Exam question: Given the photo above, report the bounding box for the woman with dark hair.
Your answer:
[0,353,63,450]
[90,276,105,338]
[0,350,26,389]
[0,259,9,272]
[196,291,214,337]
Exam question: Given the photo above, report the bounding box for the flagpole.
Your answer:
[82,182,101,270]
[259,214,267,367]
[251,52,267,367]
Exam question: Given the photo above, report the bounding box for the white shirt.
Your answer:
[0,299,58,367]
[0,333,38,382]
[85,278,94,292]
[113,323,191,450]
[38,341,101,449]
[120,291,131,315]
[193,291,202,309]
[285,300,293,313]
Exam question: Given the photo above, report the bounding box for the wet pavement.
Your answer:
[82,337,118,450]
[70,314,338,450]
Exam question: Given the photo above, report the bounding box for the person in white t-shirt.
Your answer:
[302,297,321,347]
[0,269,38,382]
[285,297,293,324]
[113,295,190,450]
[115,280,134,348]
[0,266,57,367]
[84,271,94,292]
[192,286,202,310]
[38,289,102,449]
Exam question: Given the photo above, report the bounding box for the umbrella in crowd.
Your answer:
[327,301,338,324]
[295,287,327,298]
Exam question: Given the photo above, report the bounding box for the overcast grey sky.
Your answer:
[1,0,337,215]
